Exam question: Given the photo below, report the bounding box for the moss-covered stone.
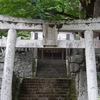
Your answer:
[12,73,22,100]
[70,79,77,100]
[32,58,37,77]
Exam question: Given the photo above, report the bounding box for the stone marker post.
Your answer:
[66,34,70,76]
[43,22,58,47]
[85,30,98,100]
[1,29,17,100]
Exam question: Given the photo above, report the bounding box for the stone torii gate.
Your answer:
[0,15,99,100]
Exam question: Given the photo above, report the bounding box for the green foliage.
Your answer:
[0,0,79,20]
[0,31,7,38]
[17,31,30,39]
[98,96,100,100]
[0,0,36,18]
[0,31,30,39]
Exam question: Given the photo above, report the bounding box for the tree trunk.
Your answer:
[93,0,100,17]
[93,0,100,38]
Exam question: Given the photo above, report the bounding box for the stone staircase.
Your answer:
[36,60,67,78]
[19,78,76,100]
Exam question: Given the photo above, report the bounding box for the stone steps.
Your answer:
[36,60,67,78]
[19,78,72,100]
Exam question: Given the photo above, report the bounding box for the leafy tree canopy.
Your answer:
[0,0,79,20]
[0,0,99,19]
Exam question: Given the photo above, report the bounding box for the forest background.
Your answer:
[0,0,99,39]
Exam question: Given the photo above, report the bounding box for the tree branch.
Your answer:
[79,0,86,7]
[44,9,79,19]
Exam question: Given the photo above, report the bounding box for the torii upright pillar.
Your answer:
[1,29,17,100]
[85,30,98,100]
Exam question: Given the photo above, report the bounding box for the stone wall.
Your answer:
[75,71,88,100]
[0,50,33,78]
[14,51,33,78]
[12,73,21,100]
[0,50,34,99]
[70,49,100,100]
[0,48,5,97]
[75,71,100,100]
